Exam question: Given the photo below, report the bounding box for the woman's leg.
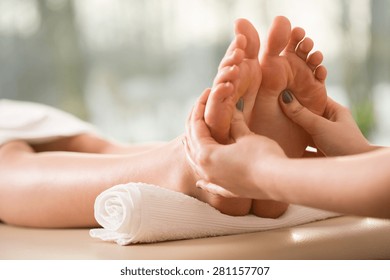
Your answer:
[31,133,164,155]
[0,134,254,228]
[0,138,196,228]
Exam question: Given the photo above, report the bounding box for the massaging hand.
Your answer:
[184,90,286,199]
[279,91,375,156]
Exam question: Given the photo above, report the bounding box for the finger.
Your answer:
[184,88,211,171]
[196,180,239,198]
[279,90,328,135]
[192,87,210,123]
[185,88,218,177]
[186,88,211,146]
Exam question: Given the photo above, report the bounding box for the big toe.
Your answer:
[204,82,235,144]
[234,18,260,59]
[263,16,291,57]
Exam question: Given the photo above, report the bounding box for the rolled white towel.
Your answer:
[0,99,97,145]
[90,182,340,245]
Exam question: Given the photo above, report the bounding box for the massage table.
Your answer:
[1,216,389,260]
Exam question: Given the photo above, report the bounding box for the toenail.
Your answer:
[236,97,244,112]
[281,90,293,104]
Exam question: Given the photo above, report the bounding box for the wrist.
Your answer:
[250,153,288,201]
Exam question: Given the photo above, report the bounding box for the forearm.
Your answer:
[256,148,390,218]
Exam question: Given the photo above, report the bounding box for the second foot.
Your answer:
[196,189,252,216]
[250,16,328,158]
[251,200,289,218]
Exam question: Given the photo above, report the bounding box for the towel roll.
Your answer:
[90,182,340,245]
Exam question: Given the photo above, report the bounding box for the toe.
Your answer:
[219,47,245,70]
[213,65,240,86]
[235,18,260,59]
[204,82,235,143]
[209,82,235,103]
[296,37,314,61]
[263,16,291,56]
[314,65,327,82]
[285,27,305,53]
[307,51,324,71]
[222,33,247,60]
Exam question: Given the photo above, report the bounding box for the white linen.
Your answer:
[0,99,97,145]
[90,182,340,245]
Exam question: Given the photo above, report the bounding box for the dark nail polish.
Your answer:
[282,90,293,104]
[236,97,244,112]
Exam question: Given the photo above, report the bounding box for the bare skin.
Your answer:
[251,16,327,216]
[204,19,289,218]
[205,19,284,218]
[204,17,328,218]
[0,17,328,228]
[203,18,261,217]
[0,21,267,228]
[0,136,193,227]
[184,18,389,220]
[205,17,327,158]
[250,16,328,159]
[205,18,261,144]
[185,91,390,219]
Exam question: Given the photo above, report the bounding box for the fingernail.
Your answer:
[236,97,244,112]
[282,90,293,104]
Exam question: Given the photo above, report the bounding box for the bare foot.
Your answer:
[205,18,261,144]
[249,16,327,218]
[202,19,291,218]
[199,19,263,216]
[250,16,328,158]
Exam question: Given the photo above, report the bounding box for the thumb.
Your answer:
[279,90,326,135]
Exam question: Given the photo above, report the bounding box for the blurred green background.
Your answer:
[1,0,390,144]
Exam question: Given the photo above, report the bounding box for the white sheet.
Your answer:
[0,99,96,145]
